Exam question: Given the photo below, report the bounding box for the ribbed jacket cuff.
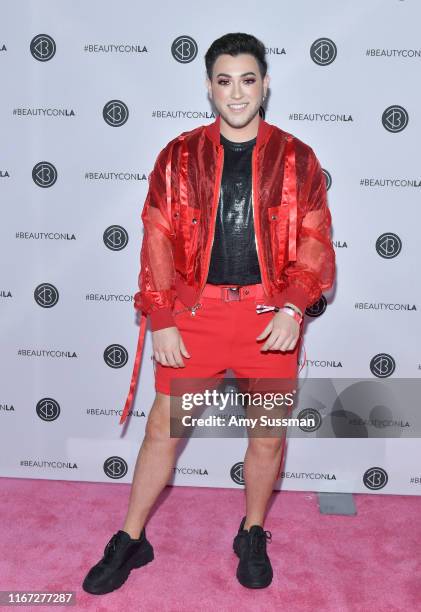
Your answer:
[271,284,309,315]
[149,307,176,331]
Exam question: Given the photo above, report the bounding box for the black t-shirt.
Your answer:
[206,133,262,285]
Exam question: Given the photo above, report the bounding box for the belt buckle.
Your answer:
[224,286,240,301]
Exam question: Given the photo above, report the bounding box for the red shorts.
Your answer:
[154,282,302,397]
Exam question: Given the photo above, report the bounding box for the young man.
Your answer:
[83,32,335,594]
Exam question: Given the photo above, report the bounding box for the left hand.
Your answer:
[256,310,301,352]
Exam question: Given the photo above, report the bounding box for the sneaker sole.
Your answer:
[236,567,273,589]
[233,537,273,588]
[82,544,154,595]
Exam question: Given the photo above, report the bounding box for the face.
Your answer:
[206,53,269,132]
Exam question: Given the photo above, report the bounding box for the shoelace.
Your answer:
[250,529,272,554]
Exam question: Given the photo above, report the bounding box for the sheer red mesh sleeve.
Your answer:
[134,143,177,331]
[281,149,336,314]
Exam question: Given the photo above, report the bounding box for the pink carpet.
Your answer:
[1,477,420,611]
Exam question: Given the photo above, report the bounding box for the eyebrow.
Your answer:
[215,71,257,78]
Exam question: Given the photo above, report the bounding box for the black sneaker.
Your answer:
[232,516,249,558]
[233,517,273,588]
[82,528,154,595]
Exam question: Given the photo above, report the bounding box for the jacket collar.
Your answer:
[204,113,273,148]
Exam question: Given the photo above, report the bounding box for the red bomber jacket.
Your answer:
[119,114,336,425]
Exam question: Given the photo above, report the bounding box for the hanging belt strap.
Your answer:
[119,312,147,425]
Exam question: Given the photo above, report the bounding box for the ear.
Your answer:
[206,76,213,99]
[263,73,270,97]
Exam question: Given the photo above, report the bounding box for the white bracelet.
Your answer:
[283,303,303,317]
[281,306,303,324]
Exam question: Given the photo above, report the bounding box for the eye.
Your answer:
[244,79,256,85]
[217,79,230,86]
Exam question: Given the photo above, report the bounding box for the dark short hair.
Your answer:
[205,32,267,80]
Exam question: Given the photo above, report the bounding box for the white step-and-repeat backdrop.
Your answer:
[1,0,420,495]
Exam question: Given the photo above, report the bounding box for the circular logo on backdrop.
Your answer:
[310,38,337,66]
[32,162,57,188]
[30,34,56,61]
[230,461,244,485]
[103,226,129,251]
[382,105,408,133]
[323,169,332,191]
[103,100,129,127]
[104,344,129,369]
[305,295,327,318]
[104,456,128,479]
[375,232,402,258]
[171,36,198,63]
[36,398,60,421]
[297,408,322,432]
[363,467,388,490]
[34,283,59,308]
[370,353,396,378]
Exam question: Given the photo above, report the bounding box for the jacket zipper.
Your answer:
[251,145,270,295]
[192,144,225,313]
[173,306,192,316]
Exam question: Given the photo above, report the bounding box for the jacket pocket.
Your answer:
[186,207,202,272]
[172,204,181,235]
[267,204,288,271]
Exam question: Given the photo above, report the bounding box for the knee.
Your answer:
[144,415,169,442]
[248,436,284,455]
[144,393,172,442]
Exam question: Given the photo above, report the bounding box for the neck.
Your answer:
[219,113,260,143]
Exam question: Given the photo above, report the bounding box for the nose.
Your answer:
[231,81,244,100]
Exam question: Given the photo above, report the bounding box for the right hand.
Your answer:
[152,326,191,367]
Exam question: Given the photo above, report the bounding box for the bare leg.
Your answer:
[121,391,181,539]
[242,426,287,530]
